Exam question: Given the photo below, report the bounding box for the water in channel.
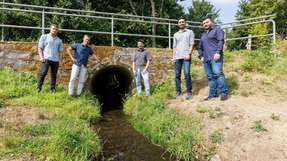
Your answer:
[95,109,174,161]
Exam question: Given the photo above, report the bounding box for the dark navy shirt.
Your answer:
[71,43,93,67]
[198,27,225,62]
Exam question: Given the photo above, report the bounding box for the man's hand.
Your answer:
[201,57,204,62]
[142,68,148,74]
[184,54,191,60]
[72,58,77,64]
[40,57,45,63]
[214,53,221,61]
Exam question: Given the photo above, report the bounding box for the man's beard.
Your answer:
[204,26,211,31]
[179,25,185,29]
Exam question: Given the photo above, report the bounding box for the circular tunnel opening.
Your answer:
[89,65,133,111]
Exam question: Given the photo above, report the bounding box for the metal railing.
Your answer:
[0,2,276,48]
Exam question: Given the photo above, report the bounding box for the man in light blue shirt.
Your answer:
[173,16,195,100]
[37,24,63,93]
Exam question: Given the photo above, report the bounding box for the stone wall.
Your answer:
[0,42,174,85]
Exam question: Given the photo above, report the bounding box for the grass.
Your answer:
[0,68,102,160]
[224,43,287,97]
[251,120,268,133]
[124,81,206,161]
[196,105,210,114]
[270,113,280,121]
[209,129,224,144]
[239,50,277,73]
[208,107,224,119]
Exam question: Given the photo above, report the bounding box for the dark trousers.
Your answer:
[175,59,192,93]
[37,59,59,90]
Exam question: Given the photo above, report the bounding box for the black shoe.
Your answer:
[51,89,56,93]
[220,95,228,101]
[203,96,216,101]
[37,88,42,93]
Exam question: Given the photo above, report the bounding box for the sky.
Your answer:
[178,0,240,23]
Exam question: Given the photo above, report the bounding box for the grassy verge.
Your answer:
[0,68,102,161]
[124,40,287,160]
[124,82,210,161]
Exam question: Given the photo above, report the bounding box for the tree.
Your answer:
[186,0,220,47]
[187,0,219,23]
[227,0,286,50]
[2,0,185,47]
[274,0,287,37]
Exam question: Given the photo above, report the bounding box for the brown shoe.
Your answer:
[220,95,228,101]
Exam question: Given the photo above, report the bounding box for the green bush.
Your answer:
[240,50,277,73]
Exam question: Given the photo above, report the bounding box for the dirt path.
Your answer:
[168,88,287,161]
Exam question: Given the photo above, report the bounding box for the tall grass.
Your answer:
[0,68,102,160]
[124,83,206,161]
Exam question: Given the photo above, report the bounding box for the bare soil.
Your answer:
[168,84,287,161]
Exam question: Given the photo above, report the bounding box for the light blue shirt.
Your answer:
[173,29,195,60]
[38,33,63,62]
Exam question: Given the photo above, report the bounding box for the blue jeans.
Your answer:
[204,60,228,97]
[135,68,150,96]
[175,59,192,94]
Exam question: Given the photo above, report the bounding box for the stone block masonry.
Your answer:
[0,42,174,85]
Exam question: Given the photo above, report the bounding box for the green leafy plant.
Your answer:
[251,120,268,132]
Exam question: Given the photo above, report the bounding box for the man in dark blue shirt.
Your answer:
[198,16,228,101]
[67,34,96,96]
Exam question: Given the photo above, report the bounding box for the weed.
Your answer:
[251,120,268,132]
[0,99,5,108]
[210,129,224,144]
[196,105,210,113]
[209,107,224,119]
[271,113,280,121]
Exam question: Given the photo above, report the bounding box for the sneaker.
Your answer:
[220,95,228,101]
[174,91,181,99]
[37,88,42,93]
[186,92,192,100]
[51,89,56,93]
[203,96,216,101]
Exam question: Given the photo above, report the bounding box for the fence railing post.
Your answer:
[111,15,114,47]
[246,34,252,50]
[168,22,171,49]
[1,0,4,41]
[41,9,45,35]
[271,20,276,47]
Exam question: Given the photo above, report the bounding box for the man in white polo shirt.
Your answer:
[173,16,195,100]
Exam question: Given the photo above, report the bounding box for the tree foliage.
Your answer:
[1,0,185,47]
[227,0,286,50]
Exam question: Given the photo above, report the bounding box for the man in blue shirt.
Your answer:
[198,16,228,101]
[37,24,63,93]
[67,34,96,96]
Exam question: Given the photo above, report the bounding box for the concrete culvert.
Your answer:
[89,65,133,111]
